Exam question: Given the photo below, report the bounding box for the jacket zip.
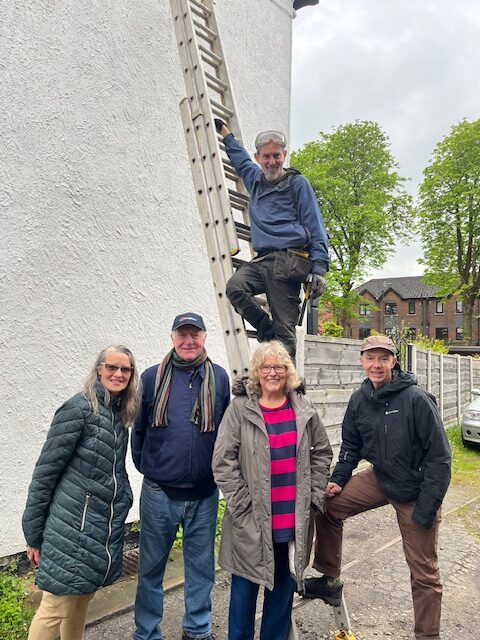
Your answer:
[102,410,118,586]
[80,493,91,532]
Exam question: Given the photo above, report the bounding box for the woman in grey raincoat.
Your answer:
[213,341,332,640]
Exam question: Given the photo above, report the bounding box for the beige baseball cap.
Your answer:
[360,335,397,355]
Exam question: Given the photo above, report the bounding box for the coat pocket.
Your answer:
[80,493,91,532]
[273,250,311,283]
[230,506,263,571]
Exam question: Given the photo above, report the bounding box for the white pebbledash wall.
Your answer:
[0,0,294,557]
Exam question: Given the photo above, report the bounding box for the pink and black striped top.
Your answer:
[260,398,297,543]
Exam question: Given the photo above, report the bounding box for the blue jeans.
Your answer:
[228,542,295,640]
[133,479,218,640]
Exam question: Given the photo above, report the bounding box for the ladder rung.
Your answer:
[228,189,249,205]
[222,160,239,180]
[234,221,251,242]
[188,0,212,17]
[205,70,228,93]
[199,44,222,67]
[210,100,234,119]
[193,19,217,43]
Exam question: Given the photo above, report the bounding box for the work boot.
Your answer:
[182,633,215,640]
[301,575,343,607]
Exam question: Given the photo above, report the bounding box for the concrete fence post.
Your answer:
[427,349,432,393]
[456,354,461,422]
[295,327,305,380]
[411,344,417,375]
[439,353,444,421]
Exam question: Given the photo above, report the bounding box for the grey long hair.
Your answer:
[83,345,139,427]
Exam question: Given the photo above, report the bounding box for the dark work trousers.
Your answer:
[313,468,442,639]
[226,252,304,360]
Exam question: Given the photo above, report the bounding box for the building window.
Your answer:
[359,304,371,316]
[359,328,371,339]
[456,326,464,340]
[456,300,463,313]
[435,327,448,340]
[384,302,397,316]
[435,301,444,314]
[408,301,416,315]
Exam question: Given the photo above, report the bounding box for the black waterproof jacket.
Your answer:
[332,366,451,528]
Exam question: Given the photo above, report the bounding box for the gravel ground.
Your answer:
[85,482,480,640]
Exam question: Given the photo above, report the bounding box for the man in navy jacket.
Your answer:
[304,335,451,640]
[131,312,230,640]
[216,120,329,359]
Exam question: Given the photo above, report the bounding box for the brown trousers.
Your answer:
[27,590,95,640]
[314,468,442,639]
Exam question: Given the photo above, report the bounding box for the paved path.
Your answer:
[84,482,480,640]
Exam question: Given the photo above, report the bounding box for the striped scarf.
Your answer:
[152,348,217,432]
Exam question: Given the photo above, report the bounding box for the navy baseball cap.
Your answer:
[171,312,206,332]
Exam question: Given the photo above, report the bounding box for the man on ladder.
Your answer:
[215,119,329,360]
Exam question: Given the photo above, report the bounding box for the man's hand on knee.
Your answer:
[325,482,342,498]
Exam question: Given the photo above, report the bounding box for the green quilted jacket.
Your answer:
[22,383,133,595]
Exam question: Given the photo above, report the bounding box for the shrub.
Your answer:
[320,320,343,337]
[172,498,226,549]
[412,333,449,354]
[0,566,34,640]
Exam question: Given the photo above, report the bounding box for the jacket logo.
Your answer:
[385,410,399,415]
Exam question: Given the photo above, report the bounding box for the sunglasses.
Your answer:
[254,130,287,150]
[101,363,134,375]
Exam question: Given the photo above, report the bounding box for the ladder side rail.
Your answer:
[199,0,250,224]
[179,100,251,376]
[171,0,240,257]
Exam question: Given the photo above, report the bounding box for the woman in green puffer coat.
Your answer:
[22,345,138,640]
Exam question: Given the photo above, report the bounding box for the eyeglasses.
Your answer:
[254,130,287,150]
[260,365,287,374]
[101,363,134,375]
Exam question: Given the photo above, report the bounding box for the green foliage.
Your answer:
[129,521,140,534]
[0,565,34,640]
[320,320,344,337]
[291,120,413,334]
[412,333,449,354]
[172,499,226,549]
[417,119,480,341]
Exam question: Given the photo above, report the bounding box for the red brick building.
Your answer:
[350,276,480,345]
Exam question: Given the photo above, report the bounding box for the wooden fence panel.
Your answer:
[303,335,478,441]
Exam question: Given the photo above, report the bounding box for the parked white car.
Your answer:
[461,389,480,448]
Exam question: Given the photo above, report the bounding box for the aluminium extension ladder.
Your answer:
[168,3,354,635]
[169,0,255,377]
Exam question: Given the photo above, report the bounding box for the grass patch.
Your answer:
[446,425,480,489]
[0,565,34,640]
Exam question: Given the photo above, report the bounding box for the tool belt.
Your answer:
[287,248,310,260]
[256,247,310,259]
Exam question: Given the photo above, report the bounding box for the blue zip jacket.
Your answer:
[224,133,329,275]
[131,362,230,489]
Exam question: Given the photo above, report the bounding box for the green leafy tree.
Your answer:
[291,121,413,336]
[417,119,480,342]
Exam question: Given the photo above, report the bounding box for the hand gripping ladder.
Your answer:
[169,0,258,377]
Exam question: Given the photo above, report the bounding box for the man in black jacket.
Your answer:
[304,335,451,640]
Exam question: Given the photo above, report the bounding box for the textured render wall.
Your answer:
[0,0,293,556]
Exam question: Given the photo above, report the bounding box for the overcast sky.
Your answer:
[291,0,480,283]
